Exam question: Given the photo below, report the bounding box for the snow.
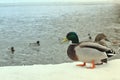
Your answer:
[0,59,120,80]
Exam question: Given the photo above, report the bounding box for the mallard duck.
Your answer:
[29,41,40,52]
[94,33,116,57]
[29,41,40,46]
[11,47,15,54]
[63,32,115,69]
[94,33,110,46]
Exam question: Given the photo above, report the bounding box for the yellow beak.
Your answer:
[61,38,69,43]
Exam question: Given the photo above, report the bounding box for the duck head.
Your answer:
[62,32,79,44]
[95,33,110,42]
[36,41,40,46]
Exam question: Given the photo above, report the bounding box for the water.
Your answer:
[0,3,119,66]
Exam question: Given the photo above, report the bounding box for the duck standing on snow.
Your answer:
[62,32,115,69]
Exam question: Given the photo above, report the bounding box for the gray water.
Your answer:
[0,3,120,66]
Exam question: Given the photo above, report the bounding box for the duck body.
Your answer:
[29,41,40,46]
[11,47,15,54]
[67,42,110,64]
[63,32,115,69]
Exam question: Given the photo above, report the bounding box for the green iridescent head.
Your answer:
[66,32,79,44]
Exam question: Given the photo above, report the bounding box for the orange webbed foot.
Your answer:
[87,60,95,69]
[76,62,86,67]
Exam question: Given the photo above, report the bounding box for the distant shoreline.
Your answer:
[0,2,115,7]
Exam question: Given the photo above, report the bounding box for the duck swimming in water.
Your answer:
[63,32,115,69]
[11,47,15,54]
[29,41,40,46]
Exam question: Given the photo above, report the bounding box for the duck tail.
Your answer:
[106,49,116,58]
[101,58,107,63]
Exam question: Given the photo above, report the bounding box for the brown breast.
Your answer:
[67,44,79,61]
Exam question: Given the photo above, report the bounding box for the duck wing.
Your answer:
[79,42,112,52]
[79,42,115,57]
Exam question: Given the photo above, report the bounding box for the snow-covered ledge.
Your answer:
[0,59,120,80]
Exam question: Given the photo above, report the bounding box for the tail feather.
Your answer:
[106,49,116,58]
[101,58,107,63]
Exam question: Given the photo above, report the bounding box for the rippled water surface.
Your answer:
[0,3,120,66]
